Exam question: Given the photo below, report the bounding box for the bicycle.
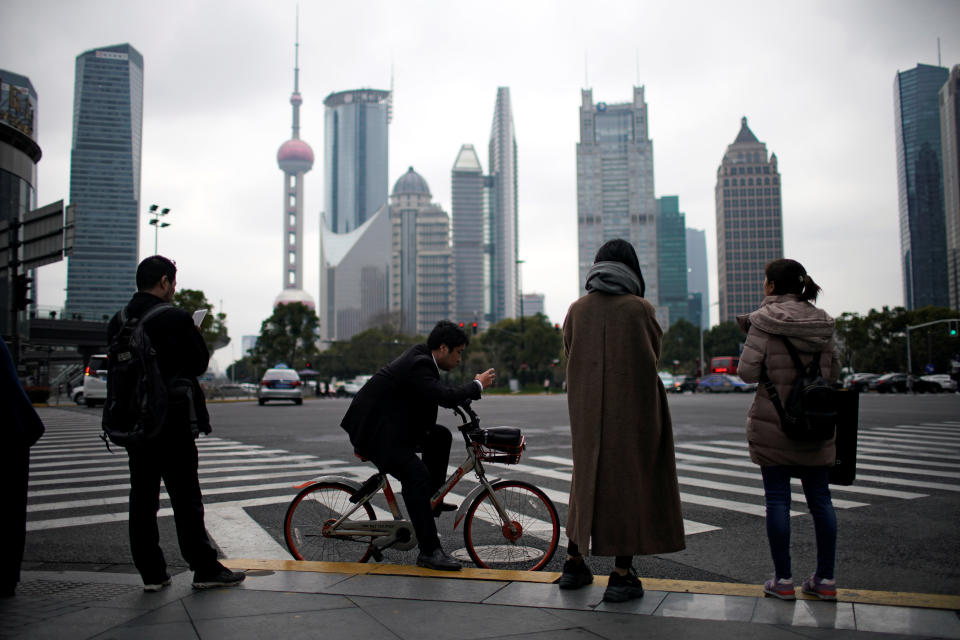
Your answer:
[283,400,560,571]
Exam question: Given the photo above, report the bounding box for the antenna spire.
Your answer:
[289,4,302,139]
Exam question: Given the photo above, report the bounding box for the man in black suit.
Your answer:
[341,321,495,570]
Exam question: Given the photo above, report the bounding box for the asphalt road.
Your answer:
[25,391,960,595]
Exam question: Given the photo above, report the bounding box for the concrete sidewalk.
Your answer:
[2,560,959,639]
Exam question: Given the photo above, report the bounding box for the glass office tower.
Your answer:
[322,89,390,234]
[656,196,688,326]
[715,117,783,323]
[895,63,950,309]
[65,44,143,321]
[487,87,519,323]
[576,87,659,320]
[451,144,485,327]
[686,227,710,330]
[942,65,960,311]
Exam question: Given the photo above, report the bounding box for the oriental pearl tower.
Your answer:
[274,20,316,310]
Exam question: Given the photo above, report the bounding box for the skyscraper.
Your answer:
[320,206,389,342]
[895,63,950,309]
[0,69,40,336]
[322,89,390,234]
[451,144,485,327]
[577,87,659,320]
[274,26,315,310]
[488,88,519,323]
[656,196,688,326]
[65,44,143,321]
[389,167,455,335]
[939,64,960,311]
[686,227,710,330]
[715,117,783,323]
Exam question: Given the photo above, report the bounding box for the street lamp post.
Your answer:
[148,204,171,254]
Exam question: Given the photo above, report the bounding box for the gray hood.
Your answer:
[736,294,835,352]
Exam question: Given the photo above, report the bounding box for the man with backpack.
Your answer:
[105,255,244,592]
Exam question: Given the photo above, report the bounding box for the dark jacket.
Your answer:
[1,337,44,448]
[106,292,211,434]
[341,343,481,456]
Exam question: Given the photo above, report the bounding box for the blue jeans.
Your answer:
[760,465,836,581]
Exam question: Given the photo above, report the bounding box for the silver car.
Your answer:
[257,368,304,405]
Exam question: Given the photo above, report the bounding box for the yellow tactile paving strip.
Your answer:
[223,558,960,611]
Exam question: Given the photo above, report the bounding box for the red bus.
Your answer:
[710,356,739,375]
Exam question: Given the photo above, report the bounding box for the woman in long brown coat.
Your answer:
[737,258,841,602]
[559,239,686,603]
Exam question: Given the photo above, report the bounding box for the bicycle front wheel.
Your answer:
[284,482,376,562]
[462,480,560,571]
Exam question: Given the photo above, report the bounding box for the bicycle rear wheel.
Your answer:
[462,480,560,571]
[284,482,376,562]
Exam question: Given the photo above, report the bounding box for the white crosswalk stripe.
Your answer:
[27,409,960,561]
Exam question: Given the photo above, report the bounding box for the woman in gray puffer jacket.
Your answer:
[737,259,841,602]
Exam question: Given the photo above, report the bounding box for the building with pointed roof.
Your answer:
[488,88,519,323]
[389,167,455,335]
[715,117,783,323]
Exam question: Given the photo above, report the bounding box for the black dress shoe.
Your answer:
[416,547,461,571]
[432,501,457,517]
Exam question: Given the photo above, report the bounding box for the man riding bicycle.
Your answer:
[340,321,496,571]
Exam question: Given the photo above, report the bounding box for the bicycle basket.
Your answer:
[470,427,525,464]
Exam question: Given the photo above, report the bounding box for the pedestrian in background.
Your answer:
[559,239,686,603]
[737,258,841,601]
[0,337,45,597]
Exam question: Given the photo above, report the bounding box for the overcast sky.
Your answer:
[3,0,959,370]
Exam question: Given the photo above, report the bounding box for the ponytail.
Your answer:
[765,258,821,302]
[799,274,821,302]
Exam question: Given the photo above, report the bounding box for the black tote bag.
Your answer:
[829,389,859,485]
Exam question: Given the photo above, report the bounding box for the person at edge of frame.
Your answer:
[107,255,245,592]
[0,336,45,597]
[340,320,496,571]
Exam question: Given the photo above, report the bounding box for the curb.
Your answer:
[221,558,960,611]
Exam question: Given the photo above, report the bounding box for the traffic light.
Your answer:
[13,273,32,311]
[554,323,560,332]
[471,322,478,335]
[950,320,958,337]
[458,322,465,329]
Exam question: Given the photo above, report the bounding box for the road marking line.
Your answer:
[674,452,960,491]
[205,505,291,560]
[673,463,927,499]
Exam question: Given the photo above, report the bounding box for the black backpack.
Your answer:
[760,336,837,441]
[101,303,172,449]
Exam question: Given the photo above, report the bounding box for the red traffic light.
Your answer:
[459,322,465,328]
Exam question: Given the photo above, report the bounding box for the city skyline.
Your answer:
[3,0,959,368]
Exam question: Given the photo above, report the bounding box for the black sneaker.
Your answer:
[192,565,246,589]
[602,568,644,602]
[557,558,593,590]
